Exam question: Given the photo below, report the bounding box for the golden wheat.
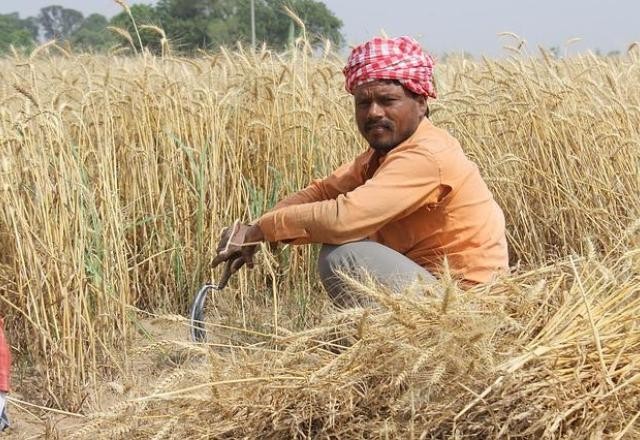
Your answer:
[0,42,638,438]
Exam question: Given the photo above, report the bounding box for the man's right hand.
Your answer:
[211,221,263,287]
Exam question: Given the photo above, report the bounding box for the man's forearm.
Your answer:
[271,183,327,211]
[245,223,265,244]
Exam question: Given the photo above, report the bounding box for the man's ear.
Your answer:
[416,95,428,117]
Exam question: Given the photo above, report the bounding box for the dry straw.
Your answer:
[69,249,640,438]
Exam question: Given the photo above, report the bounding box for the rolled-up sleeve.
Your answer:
[257,146,444,244]
[270,151,370,211]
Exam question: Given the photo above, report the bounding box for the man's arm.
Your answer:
[269,150,373,211]
[210,152,373,274]
[256,146,447,245]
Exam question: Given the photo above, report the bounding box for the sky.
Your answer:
[1,0,639,57]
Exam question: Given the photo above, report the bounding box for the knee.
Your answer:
[317,244,339,281]
[317,243,358,279]
[317,242,376,309]
[317,243,355,308]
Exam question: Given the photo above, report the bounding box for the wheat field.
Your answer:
[0,41,639,438]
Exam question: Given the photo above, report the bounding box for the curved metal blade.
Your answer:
[189,284,219,342]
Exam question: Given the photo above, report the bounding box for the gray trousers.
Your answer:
[317,240,436,308]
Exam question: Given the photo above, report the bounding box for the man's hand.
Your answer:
[211,221,265,287]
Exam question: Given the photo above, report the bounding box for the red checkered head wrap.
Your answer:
[343,36,436,99]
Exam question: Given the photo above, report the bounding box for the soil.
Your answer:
[2,316,195,439]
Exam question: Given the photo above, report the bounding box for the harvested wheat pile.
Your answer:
[70,248,640,439]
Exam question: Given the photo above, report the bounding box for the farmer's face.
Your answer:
[354,80,427,153]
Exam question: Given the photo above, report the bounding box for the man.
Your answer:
[212,36,508,307]
[0,317,10,431]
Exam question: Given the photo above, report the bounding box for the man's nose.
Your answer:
[367,102,384,119]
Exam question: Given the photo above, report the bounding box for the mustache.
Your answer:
[365,120,393,131]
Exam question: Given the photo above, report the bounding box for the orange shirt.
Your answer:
[257,118,509,283]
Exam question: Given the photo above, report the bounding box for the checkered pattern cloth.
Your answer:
[343,36,437,99]
[0,319,10,393]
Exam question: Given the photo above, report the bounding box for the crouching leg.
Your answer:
[317,240,436,309]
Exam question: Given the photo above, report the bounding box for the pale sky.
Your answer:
[1,0,639,56]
